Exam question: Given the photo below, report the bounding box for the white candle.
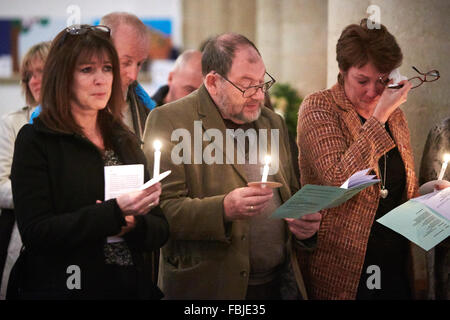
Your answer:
[261,155,271,182]
[153,140,162,178]
[438,153,450,180]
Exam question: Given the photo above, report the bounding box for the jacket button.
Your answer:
[241,235,246,241]
[240,271,248,277]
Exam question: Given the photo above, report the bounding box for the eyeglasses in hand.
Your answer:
[387,66,440,89]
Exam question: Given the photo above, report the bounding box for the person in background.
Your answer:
[100,12,156,141]
[419,117,450,300]
[0,41,50,299]
[8,24,168,299]
[152,49,203,107]
[143,32,321,300]
[296,19,419,299]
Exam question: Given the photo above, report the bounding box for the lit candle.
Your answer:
[438,153,450,180]
[153,140,162,178]
[261,155,271,182]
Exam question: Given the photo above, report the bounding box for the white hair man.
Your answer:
[152,49,203,106]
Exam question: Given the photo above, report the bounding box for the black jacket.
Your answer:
[9,118,169,299]
[151,85,169,107]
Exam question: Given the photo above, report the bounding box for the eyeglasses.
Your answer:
[58,24,111,47]
[215,72,276,98]
[387,66,440,89]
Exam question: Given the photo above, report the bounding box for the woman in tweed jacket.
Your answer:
[296,19,419,299]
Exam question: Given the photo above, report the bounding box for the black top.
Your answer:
[356,115,410,300]
[8,118,169,299]
[151,85,170,107]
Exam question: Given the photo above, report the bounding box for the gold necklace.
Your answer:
[380,152,389,199]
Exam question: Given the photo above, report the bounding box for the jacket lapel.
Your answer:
[196,85,248,184]
[330,84,381,177]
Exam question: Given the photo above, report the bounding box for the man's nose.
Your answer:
[127,65,139,82]
[253,86,265,100]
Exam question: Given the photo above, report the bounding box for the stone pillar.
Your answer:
[280,0,328,97]
[256,0,328,98]
[255,0,282,82]
[182,0,256,50]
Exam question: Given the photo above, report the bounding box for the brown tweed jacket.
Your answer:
[296,83,419,299]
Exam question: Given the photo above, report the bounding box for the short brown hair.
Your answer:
[39,25,125,147]
[336,18,403,84]
[20,41,51,106]
[201,33,260,77]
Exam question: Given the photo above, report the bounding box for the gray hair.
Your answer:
[100,12,149,43]
[172,49,202,72]
[201,32,260,77]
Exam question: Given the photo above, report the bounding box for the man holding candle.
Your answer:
[143,33,321,299]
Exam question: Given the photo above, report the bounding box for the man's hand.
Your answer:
[223,186,273,221]
[435,180,450,190]
[285,212,322,240]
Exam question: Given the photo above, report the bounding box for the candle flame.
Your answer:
[444,153,450,162]
[153,140,162,150]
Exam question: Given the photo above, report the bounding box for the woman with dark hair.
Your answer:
[8,25,169,299]
[296,19,418,299]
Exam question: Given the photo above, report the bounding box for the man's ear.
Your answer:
[204,72,219,95]
[167,71,174,85]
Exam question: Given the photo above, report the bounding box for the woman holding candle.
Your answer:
[296,19,419,299]
[420,117,450,299]
[7,25,168,299]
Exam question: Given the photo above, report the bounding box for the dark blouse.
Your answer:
[356,116,410,300]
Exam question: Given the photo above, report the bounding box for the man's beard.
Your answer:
[217,93,262,124]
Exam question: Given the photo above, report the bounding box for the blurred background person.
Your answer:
[8,24,168,299]
[0,41,50,300]
[419,116,450,300]
[152,49,203,106]
[297,19,418,300]
[100,12,156,141]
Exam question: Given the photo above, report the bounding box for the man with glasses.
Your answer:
[143,33,321,299]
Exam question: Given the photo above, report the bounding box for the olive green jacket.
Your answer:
[143,85,313,299]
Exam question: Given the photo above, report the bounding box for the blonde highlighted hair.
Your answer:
[20,41,51,106]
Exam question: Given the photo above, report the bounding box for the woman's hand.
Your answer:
[285,212,322,240]
[116,182,162,216]
[372,79,412,124]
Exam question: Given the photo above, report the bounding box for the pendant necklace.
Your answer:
[380,153,389,199]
